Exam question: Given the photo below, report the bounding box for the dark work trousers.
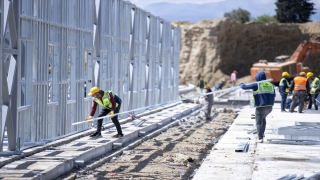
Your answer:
[280,93,287,111]
[204,104,213,118]
[290,91,306,113]
[308,93,312,109]
[312,94,319,110]
[255,106,272,140]
[97,105,123,135]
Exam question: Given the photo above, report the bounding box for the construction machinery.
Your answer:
[250,41,320,83]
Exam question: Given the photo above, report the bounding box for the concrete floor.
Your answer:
[193,103,320,180]
[0,103,200,179]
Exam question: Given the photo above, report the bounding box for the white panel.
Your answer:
[1,0,180,151]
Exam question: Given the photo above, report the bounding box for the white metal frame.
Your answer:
[0,0,180,152]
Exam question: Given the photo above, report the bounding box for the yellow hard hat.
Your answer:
[88,87,100,96]
[204,84,210,89]
[282,72,290,77]
[300,72,306,76]
[307,72,314,79]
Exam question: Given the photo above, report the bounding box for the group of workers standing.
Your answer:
[238,70,320,143]
[279,71,320,113]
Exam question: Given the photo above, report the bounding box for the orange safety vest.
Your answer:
[294,76,307,91]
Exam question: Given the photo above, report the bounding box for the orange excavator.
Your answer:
[250,40,320,83]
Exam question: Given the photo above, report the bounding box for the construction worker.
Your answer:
[289,72,310,113]
[308,72,320,110]
[307,72,313,109]
[279,72,290,112]
[285,94,299,111]
[204,84,214,120]
[214,79,225,90]
[197,77,207,93]
[230,70,237,87]
[239,71,275,143]
[86,87,124,137]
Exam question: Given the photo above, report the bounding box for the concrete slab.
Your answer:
[194,103,320,180]
[0,103,200,179]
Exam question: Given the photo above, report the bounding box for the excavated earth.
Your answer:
[70,107,237,180]
[173,19,320,86]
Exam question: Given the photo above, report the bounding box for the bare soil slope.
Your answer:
[173,19,320,86]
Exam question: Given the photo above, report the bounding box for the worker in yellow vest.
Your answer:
[289,72,310,113]
[307,72,320,110]
[239,71,275,143]
[86,87,123,137]
[279,72,290,112]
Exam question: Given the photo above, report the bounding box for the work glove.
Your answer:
[86,116,93,122]
[110,111,115,118]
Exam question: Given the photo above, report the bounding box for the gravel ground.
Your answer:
[74,107,237,180]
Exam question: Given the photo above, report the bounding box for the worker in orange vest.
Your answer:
[289,72,310,113]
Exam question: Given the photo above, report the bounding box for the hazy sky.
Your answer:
[129,0,320,8]
[129,0,226,7]
[128,0,320,21]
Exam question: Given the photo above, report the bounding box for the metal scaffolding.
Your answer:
[0,0,180,152]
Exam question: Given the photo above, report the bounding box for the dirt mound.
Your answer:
[174,19,320,86]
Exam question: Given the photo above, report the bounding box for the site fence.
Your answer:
[0,0,180,152]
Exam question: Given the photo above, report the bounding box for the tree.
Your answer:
[224,8,251,24]
[275,0,316,23]
[253,14,279,23]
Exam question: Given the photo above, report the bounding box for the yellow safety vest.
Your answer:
[251,82,275,107]
[311,77,320,94]
[94,90,118,109]
[279,78,290,93]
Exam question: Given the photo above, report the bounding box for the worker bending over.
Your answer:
[87,87,124,138]
[279,72,290,112]
[239,71,275,143]
[307,72,320,110]
[289,72,310,113]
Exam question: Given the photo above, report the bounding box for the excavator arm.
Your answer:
[250,40,320,83]
[285,40,320,63]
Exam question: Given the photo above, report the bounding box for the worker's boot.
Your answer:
[90,131,101,137]
[112,134,124,138]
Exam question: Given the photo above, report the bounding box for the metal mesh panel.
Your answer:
[47,102,58,139]
[0,0,3,151]
[17,106,32,149]
[0,0,180,151]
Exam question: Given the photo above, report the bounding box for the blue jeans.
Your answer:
[280,93,287,111]
[255,106,273,140]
